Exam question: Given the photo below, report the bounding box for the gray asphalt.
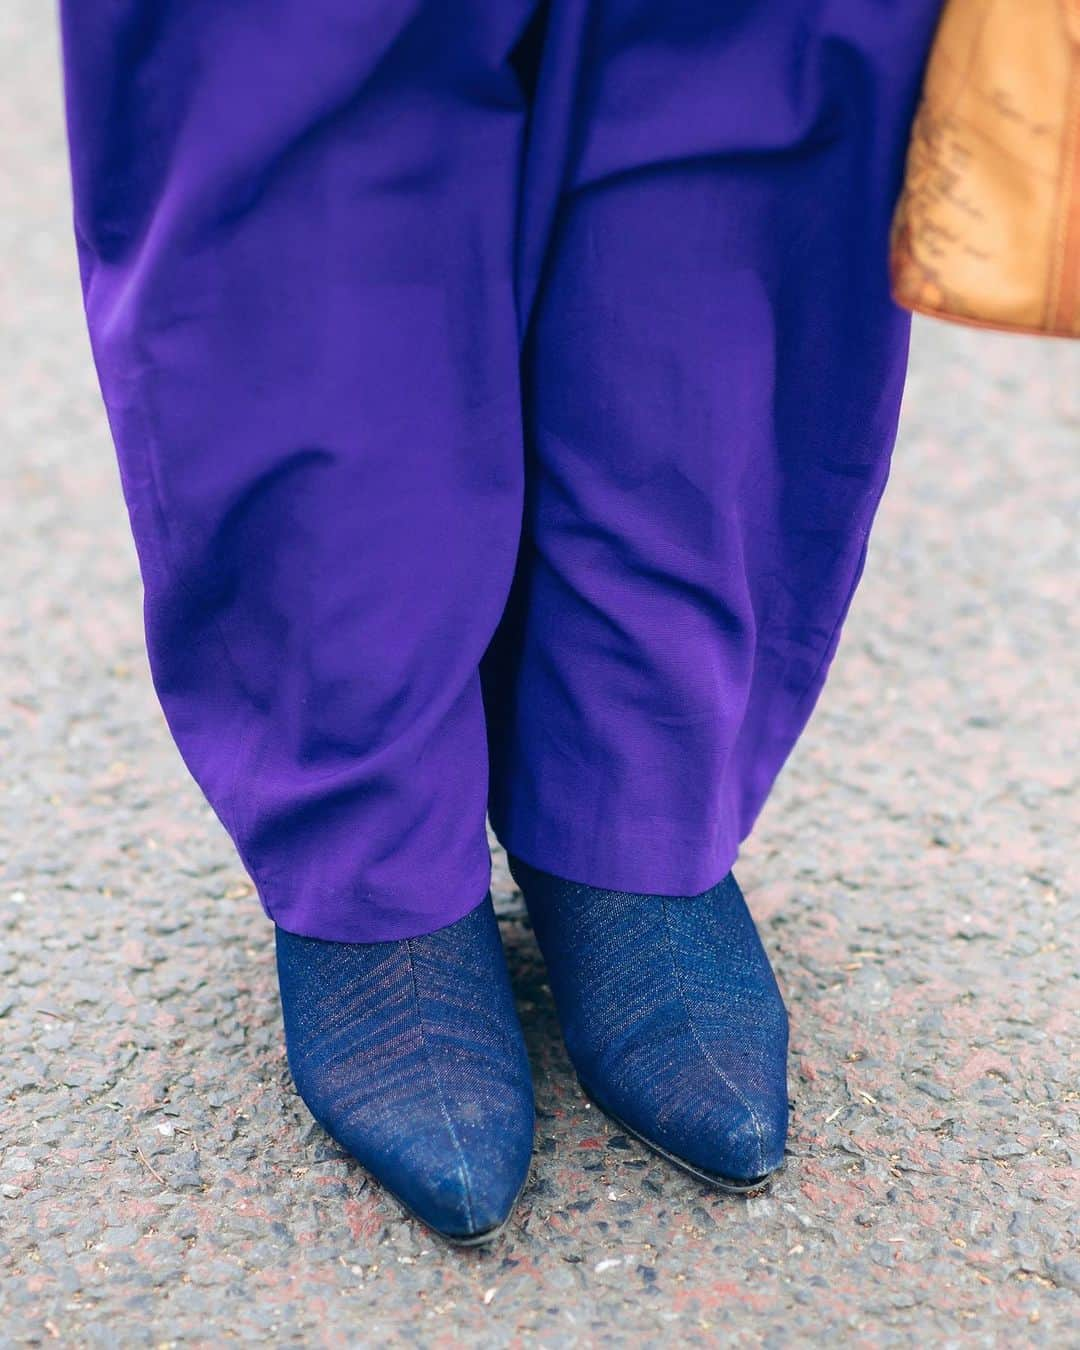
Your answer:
[2,4,1078,1345]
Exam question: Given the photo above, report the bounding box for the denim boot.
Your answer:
[510,858,788,1189]
[275,894,534,1243]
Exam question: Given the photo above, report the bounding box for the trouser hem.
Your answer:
[256,861,494,945]
[489,801,742,900]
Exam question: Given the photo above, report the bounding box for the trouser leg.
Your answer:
[60,1,538,939]
[487,0,943,892]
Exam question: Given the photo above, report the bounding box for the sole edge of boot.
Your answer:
[577,1078,783,1195]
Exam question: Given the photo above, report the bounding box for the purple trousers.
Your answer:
[60,1,942,941]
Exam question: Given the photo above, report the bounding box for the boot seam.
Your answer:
[660,897,767,1177]
[404,937,477,1232]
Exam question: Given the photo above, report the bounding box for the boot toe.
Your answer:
[581,1031,788,1189]
[327,1087,534,1243]
[390,1140,527,1242]
[692,1092,787,1184]
[595,1078,787,1188]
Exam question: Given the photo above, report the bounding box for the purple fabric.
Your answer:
[59,1,943,941]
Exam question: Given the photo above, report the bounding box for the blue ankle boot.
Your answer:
[509,858,788,1190]
[275,894,534,1244]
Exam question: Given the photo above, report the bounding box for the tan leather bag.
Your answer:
[890,0,1080,338]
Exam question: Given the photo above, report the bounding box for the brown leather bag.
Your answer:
[890,0,1080,338]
